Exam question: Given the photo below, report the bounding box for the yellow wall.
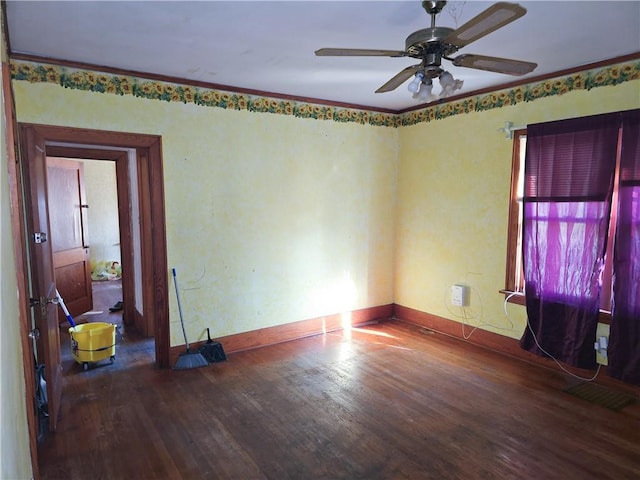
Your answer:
[0,17,33,480]
[12,74,640,346]
[13,82,398,346]
[11,67,640,348]
[81,160,121,268]
[396,81,640,339]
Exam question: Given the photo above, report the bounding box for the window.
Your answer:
[504,130,527,301]
[504,129,620,317]
[505,111,640,382]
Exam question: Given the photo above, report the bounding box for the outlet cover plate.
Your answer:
[595,322,610,366]
[451,284,469,307]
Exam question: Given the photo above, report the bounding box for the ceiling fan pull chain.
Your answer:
[446,1,467,28]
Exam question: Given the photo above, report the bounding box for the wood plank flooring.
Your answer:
[71,279,123,327]
[39,321,640,480]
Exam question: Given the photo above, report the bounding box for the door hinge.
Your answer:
[33,232,47,244]
[30,296,58,307]
[28,328,40,341]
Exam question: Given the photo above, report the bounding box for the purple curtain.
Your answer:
[520,114,620,369]
[608,110,640,385]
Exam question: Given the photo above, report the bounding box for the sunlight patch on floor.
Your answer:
[352,327,399,340]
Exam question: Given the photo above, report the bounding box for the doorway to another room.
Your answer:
[18,124,170,473]
[48,157,126,330]
[56,157,131,367]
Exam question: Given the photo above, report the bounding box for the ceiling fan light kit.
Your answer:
[315,1,537,104]
[438,71,464,98]
[408,70,463,102]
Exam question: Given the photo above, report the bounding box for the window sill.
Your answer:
[499,290,526,306]
[499,290,612,324]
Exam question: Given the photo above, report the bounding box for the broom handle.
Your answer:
[172,268,190,349]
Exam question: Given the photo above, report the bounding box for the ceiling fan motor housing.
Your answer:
[422,0,447,16]
[406,27,458,77]
[405,27,457,58]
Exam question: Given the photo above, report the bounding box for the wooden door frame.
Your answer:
[13,122,170,478]
[0,65,171,479]
[4,64,40,480]
[21,125,65,434]
[19,124,170,368]
[16,124,170,479]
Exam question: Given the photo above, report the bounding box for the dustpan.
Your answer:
[199,328,226,363]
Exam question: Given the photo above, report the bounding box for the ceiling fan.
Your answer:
[315,1,537,102]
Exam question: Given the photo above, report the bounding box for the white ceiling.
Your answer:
[5,1,640,111]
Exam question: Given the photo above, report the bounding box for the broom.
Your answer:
[172,268,208,370]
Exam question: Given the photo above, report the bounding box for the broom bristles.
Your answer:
[174,349,209,370]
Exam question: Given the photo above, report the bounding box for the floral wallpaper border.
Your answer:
[10,59,640,128]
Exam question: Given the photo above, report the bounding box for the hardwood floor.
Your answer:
[40,321,640,480]
[73,279,123,327]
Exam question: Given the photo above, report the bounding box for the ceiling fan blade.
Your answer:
[375,65,422,93]
[315,48,407,57]
[444,2,526,48]
[452,54,537,76]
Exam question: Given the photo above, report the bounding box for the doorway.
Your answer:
[18,123,170,475]
[52,157,126,344]
[74,158,123,330]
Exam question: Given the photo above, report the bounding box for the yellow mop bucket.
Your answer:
[69,322,116,371]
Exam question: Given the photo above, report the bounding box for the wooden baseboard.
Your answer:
[168,301,638,395]
[169,304,393,366]
[392,304,640,396]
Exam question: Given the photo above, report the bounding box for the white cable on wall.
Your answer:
[444,283,601,381]
[444,284,515,340]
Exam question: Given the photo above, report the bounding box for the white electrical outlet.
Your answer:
[451,284,470,307]
[594,322,610,366]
